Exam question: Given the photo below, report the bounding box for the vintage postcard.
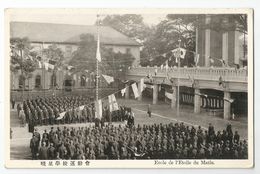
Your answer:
[4,8,253,168]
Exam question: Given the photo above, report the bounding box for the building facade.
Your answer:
[10,22,141,91]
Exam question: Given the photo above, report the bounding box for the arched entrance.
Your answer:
[64,74,73,91]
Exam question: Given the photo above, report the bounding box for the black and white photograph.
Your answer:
[4,8,253,168]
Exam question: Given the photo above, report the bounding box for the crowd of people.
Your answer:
[16,96,132,132]
[30,122,247,160]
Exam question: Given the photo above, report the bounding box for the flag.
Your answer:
[210,58,214,64]
[162,53,167,57]
[108,95,113,112]
[95,99,102,119]
[160,64,163,69]
[194,54,200,66]
[224,98,234,103]
[121,87,126,96]
[131,83,139,98]
[79,105,84,110]
[102,74,114,84]
[48,64,54,70]
[44,62,49,70]
[154,67,158,76]
[96,32,101,62]
[165,91,173,100]
[48,60,56,70]
[220,59,226,67]
[68,65,74,70]
[165,60,169,70]
[172,48,186,59]
[140,78,145,92]
[111,94,119,111]
[179,48,187,59]
[38,61,42,68]
[108,94,119,112]
[49,59,56,65]
[56,112,66,120]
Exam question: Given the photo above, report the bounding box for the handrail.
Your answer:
[127,67,248,82]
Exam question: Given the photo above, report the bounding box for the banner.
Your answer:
[38,61,42,69]
[102,74,114,84]
[194,53,200,66]
[108,95,113,112]
[44,62,48,70]
[111,94,119,111]
[131,83,139,98]
[172,48,186,59]
[140,78,145,92]
[95,99,102,119]
[165,91,173,100]
[56,112,66,120]
[121,87,126,96]
[79,105,84,110]
[96,32,101,62]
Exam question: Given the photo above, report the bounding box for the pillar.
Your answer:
[234,31,241,65]
[171,86,177,108]
[125,85,129,99]
[138,81,142,101]
[205,14,211,67]
[222,31,229,65]
[194,88,201,113]
[224,91,231,120]
[153,84,158,105]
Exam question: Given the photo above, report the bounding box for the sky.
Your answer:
[9,11,166,26]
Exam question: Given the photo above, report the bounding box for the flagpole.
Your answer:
[177,39,181,117]
[95,14,100,119]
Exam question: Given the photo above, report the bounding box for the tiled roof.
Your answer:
[10,22,141,46]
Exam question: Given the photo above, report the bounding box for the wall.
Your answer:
[31,42,140,66]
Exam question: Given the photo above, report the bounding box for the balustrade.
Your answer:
[128,67,247,82]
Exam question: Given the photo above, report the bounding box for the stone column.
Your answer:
[222,31,229,65]
[205,14,211,67]
[224,91,231,119]
[234,31,241,65]
[171,86,177,108]
[194,88,201,113]
[153,84,158,105]
[138,81,142,101]
[125,85,129,99]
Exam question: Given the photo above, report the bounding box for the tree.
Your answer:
[42,44,65,90]
[100,14,152,43]
[141,16,196,67]
[69,33,134,83]
[10,37,37,98]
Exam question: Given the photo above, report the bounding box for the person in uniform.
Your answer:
[147,104,152,117]
[30,134,39,159]
[39,142,48,160]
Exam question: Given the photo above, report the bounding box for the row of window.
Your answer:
[17,75,89,89]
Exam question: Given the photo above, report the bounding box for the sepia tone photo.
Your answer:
[5,8,253,168]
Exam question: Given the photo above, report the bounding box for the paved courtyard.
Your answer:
[9,98,248,160]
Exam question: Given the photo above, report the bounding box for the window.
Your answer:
[80,75,86,87]
[35,75,41,89]
[18,75,25,89]
[50,74,57,88]
[126,48,131,54]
